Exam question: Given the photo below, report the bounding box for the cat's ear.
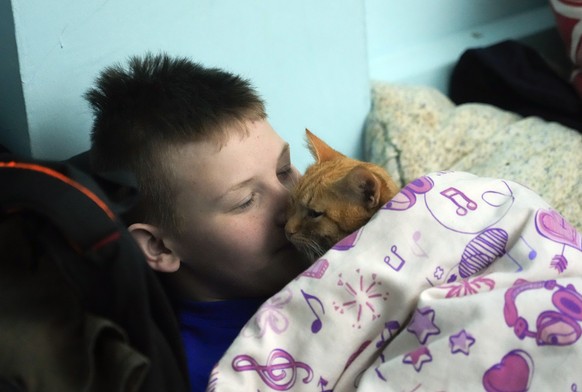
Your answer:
[305,129,344,163]
[339,166,383,210]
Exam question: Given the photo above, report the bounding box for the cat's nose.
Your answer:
[284,220,298,239]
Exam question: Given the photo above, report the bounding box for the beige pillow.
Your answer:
[364,82,582,230]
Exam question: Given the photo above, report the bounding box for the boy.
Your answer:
[85,53,311,390]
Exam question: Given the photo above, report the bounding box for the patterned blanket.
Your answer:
[207,171,582,391]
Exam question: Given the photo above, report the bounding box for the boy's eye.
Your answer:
[237,193,256,211]
[277,165,293,180]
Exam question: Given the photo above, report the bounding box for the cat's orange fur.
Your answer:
[285,129,400,262]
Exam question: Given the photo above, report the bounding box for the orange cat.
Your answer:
[285,129,400,262]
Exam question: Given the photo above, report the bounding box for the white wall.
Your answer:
[2,0,370,173]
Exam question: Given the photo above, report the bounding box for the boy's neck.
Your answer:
[159,267,219,302]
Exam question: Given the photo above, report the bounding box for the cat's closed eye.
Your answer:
[307,209,323,218]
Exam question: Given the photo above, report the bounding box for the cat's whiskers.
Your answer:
[288,234,326,263]
[303,238,326,263]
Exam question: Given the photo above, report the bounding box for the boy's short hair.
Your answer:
[85,53,266,232]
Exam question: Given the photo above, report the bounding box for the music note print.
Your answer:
[440,187,477,216]
[232,348,313,390]
[302,289,325,333]
[411,231,428,257]
[520,236,537,260]
[384,245,406,271]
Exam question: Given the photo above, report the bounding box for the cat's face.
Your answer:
[285,130,399,262]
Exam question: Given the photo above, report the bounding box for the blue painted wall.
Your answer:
[1,0,555,171]
[2,0,369,173]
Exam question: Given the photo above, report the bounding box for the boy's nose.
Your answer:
[274,184,292,228]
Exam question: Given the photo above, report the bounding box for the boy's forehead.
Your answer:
[179,119,283,157]
[165,122,249,161]
[167,119,286,190]
[206,123,251,152]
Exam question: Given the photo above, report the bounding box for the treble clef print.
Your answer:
[232,348,313,391]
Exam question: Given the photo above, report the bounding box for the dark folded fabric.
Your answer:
[449,39,582,132]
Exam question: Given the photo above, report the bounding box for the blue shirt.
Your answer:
[177,298,265,392]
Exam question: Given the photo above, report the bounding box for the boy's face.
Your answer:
[164,119,311,300]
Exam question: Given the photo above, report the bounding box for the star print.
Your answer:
[403,346,432,372]
[406,307,440,344]
[449,329,475,355]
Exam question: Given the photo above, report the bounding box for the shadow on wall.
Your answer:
[0,0,29,157]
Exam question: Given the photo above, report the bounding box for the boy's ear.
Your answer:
[128,223,181,272]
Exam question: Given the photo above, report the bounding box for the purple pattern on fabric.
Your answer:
[449,329,476,355]
[301,289,325,333]
[402,346,432,372]
[440,187,478,216]
[426,180,514,234]
[440,276,496,298]
[384,245,406,271]
[383,176,434,211]
[332,228,363,251]
[406,307,440,344]
[244,288,292,337]
[504,279,582,346]
[232,348,313,390]
[482,350,533,392]
[535,209,582,250]
[459,228,508,278]
[300,258,329,279]
[334,269,389,328]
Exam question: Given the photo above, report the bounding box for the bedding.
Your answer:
[364,82,582,231]
[207,171,582,391]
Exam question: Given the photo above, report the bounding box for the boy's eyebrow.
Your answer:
[216,142,290,202]
[216,178,254,202]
